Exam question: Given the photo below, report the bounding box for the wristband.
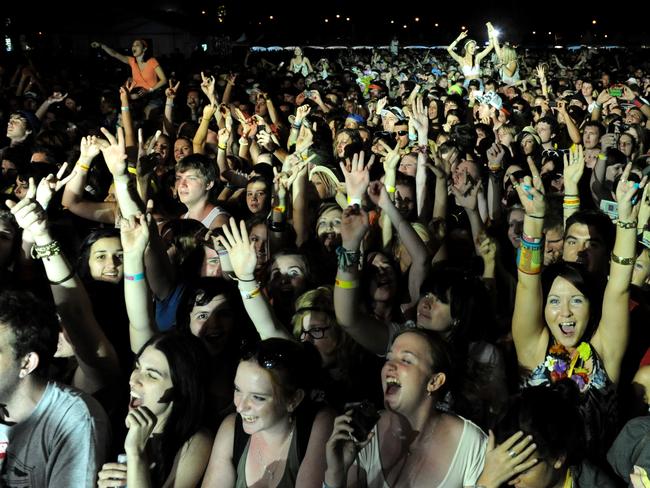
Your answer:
[633,98,644,108]
[526,214,544,220]
[336,246,361,270]
[48,270,76,285]
[517,246,542,275]
[611,253,634,265]
[121,106,129,112]
[594,101,603,109]
[347,196,362,207]
[292,123,302,130]
[522,233,542,245]
[127,167,137,175]
[166,102,174,107]
[240,287,261,299]
[218,143,227,150]
[78,163,90,171]
[408,133,418,142]
[239,138,249,146]
[386,185,396,193]
[125,272,145,281]
[335,278,359,289]
[274,205,286,213]
[269,221,286,233]
[617,220,638,229]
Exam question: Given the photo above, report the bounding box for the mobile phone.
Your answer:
[609,85,623,98]
[600,199,618,221]
[548,101,557,108]
[346,401,380,442]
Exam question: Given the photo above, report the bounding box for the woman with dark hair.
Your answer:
[325,328,487,487]
[512,162,646,457]
[97,331,213,487]
[201,338,333,487]
[485,380,617,487]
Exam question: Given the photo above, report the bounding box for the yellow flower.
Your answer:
[577,343,592,362]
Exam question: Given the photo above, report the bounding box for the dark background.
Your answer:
[3,1,649,47]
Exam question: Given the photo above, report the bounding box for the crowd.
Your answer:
[1,21,650,488]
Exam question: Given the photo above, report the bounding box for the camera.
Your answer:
[346,401,380,442]
[608,85,623,98]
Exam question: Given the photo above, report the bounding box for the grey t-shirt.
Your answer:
[0,381,109,487]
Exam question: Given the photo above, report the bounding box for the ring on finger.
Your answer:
[508,450,517,458]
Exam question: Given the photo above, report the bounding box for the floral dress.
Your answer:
[523,341,618,460]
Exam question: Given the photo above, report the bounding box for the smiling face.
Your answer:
[382,332,438,413]
[234,360,290,435]
[316,207,342,252]
[129,345,174,433]
[88,237,123,283]
[173,138,192,163]
[544,276,590,348]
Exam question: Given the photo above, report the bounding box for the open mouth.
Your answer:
[384,377,401,397]
[129,392,143,409]
[241,415,257,423]
[559,321,576,336]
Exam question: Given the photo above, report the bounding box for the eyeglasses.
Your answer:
[393,130,409,137]
[300,326,332,340]
[542,149,569,159]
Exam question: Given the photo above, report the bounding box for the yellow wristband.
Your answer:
[127,167,137,175]
[274,206,286,213]
[335,278,359,289]
[78,164,90,171]
[386,186,396,193]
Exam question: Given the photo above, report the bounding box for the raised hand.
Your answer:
[218,217,257,281]
[340,151,375,200]
[376,97,388,115]
[486,143,506,172]
[79,135,102,163]
[201,72,218,106]
[535,65,546,83]
[6,178,49,239]
[452,179,482,211]
[377,140,400,173]
[616,163,647,223]
[124,406,157,456]
[410,96,428,138]
[563,144,584,192]
[367,180,392,209]
[46,91,68,105]
[99,127,128,178]
[120,213,150,255]
[511,170,545,218]
[36,163,76,210]
[341,204,369,249]
[457,31,469,42]
[165,79,180,99]
[295,104,311,124]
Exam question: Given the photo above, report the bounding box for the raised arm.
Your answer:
[556,100,581,145]
[162,80,180,135]
[61,136,117,224]
[91,41,130,64]
[121,214,157,353]
[334,163,391,355]
[447,31,468,65]
[563,145,585,227]
[476,24,495,63]
[410,96,430,218]
[594,165,646,383]
[218,218,290,340]
[511,167,548,369]
[9,178,119,393]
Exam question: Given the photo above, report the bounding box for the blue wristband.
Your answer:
[125,272,145,282]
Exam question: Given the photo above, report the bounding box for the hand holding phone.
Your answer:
[346,401,380,442]
[608,85,623,98]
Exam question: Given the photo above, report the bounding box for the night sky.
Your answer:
[4,1,650,46]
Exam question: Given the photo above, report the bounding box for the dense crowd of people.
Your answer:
[1,21,650,487]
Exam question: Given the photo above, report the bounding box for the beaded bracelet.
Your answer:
[617,220,638,229]
[31,241,62,260]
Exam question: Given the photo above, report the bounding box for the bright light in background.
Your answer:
[269,15,273,20]
[434,23,439,27]
[492,28,500,38]
[346,17,350,21]
[336,14,340,18]
[415,17,419,22]
[324,18,329,23]
[592,19,597,25]
[390,20,394,24]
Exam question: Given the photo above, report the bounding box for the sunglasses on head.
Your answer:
[542,149,569,159]
[241,341,293,370]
